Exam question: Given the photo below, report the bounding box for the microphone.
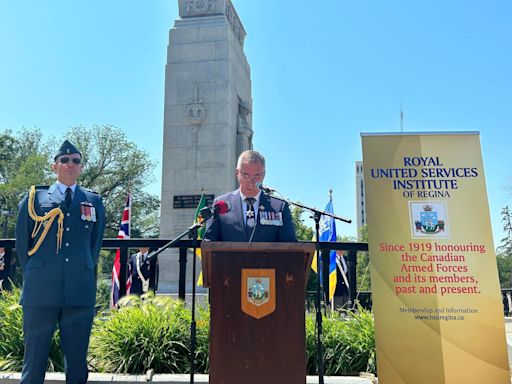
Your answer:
[199,206,214,220]
[255,182,276,193]
[199,200,232,220]
[214,200,231,214]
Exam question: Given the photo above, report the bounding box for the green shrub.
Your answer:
[95,278,112,312]
[306,306,376,375]
[0,286,64,372]
[323,308,376,375]
[89,293,209,374]
[1,287,375,376]
[193,304,210,374]
[0,288,24,371]
[305,310,318,375]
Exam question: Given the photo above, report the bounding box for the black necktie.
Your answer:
[65,187,72,208]
[245,197,256,228]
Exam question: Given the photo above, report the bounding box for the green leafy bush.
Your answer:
[0,286,64,372]
[193,304,211,374]
[94,277,112,312]
[306,306,376,375]
[305,310,319,375]
[89,293,210,374]
[1,287,375,376]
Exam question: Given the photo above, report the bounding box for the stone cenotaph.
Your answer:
[159,0,252,292]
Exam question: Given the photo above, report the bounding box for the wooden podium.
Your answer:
[201,242,314,384]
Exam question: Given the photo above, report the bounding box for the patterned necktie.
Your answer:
[65,187,72,208]
[245,197,256,228]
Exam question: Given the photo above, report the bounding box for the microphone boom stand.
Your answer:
[265,192,350,384]
[146,221,203,384]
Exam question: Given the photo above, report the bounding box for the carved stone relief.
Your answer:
[236,98,253,156]
[185,86,207,126]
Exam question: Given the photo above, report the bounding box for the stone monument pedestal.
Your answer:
[159,0,252,293]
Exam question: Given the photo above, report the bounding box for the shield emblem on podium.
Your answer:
[241,268,276,319]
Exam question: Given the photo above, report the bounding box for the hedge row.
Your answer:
[0,288,376,375]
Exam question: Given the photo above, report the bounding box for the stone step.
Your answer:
[0,372,377,384]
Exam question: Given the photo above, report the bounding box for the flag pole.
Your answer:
[190,188,205,384]
[400,103,404,132]
[111,192,132,308]
[190,226,198,384]
[313,211,325,384]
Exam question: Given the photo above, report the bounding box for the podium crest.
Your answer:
[241,268,276,319]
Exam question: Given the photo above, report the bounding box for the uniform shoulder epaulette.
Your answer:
[34,185,50,190]
[81,187,99,195]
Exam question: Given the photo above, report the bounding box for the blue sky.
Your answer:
[1,1,511,246]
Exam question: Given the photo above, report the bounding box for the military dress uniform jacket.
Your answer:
[203,189,297,242]
[129,252,159,295]
[130,252,150,295]
[16,184,105,307]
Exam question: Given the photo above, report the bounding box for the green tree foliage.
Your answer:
[356,225,371,292]
[497,206,512,288]
[0,126,160,239]
[496,253,512,289]
[0,128,53,237]
[65,125,159,238]
[498,206,512,256]
[290,205,314,241]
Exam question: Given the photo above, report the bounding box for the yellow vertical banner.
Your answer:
[361,132,509,384]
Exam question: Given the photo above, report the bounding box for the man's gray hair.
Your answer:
[236,150,266,170]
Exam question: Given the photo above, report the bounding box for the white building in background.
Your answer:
[355,161,366,239]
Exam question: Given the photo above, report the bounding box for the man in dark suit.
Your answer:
[204,150,296,242]
[129,247,159,295]
[16,140,105,384]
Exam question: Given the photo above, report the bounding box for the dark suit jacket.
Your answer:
[16,184,105,307]
[203,189,297,242]
[129,251,159,295]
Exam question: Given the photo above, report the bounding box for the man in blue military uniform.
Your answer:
[204,150,296,242]
[16,140,105,384]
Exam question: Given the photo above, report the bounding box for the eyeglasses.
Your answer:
[59,157,82,165]
[240,173,264,181]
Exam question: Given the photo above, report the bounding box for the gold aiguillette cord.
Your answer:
[27,185,64,255]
